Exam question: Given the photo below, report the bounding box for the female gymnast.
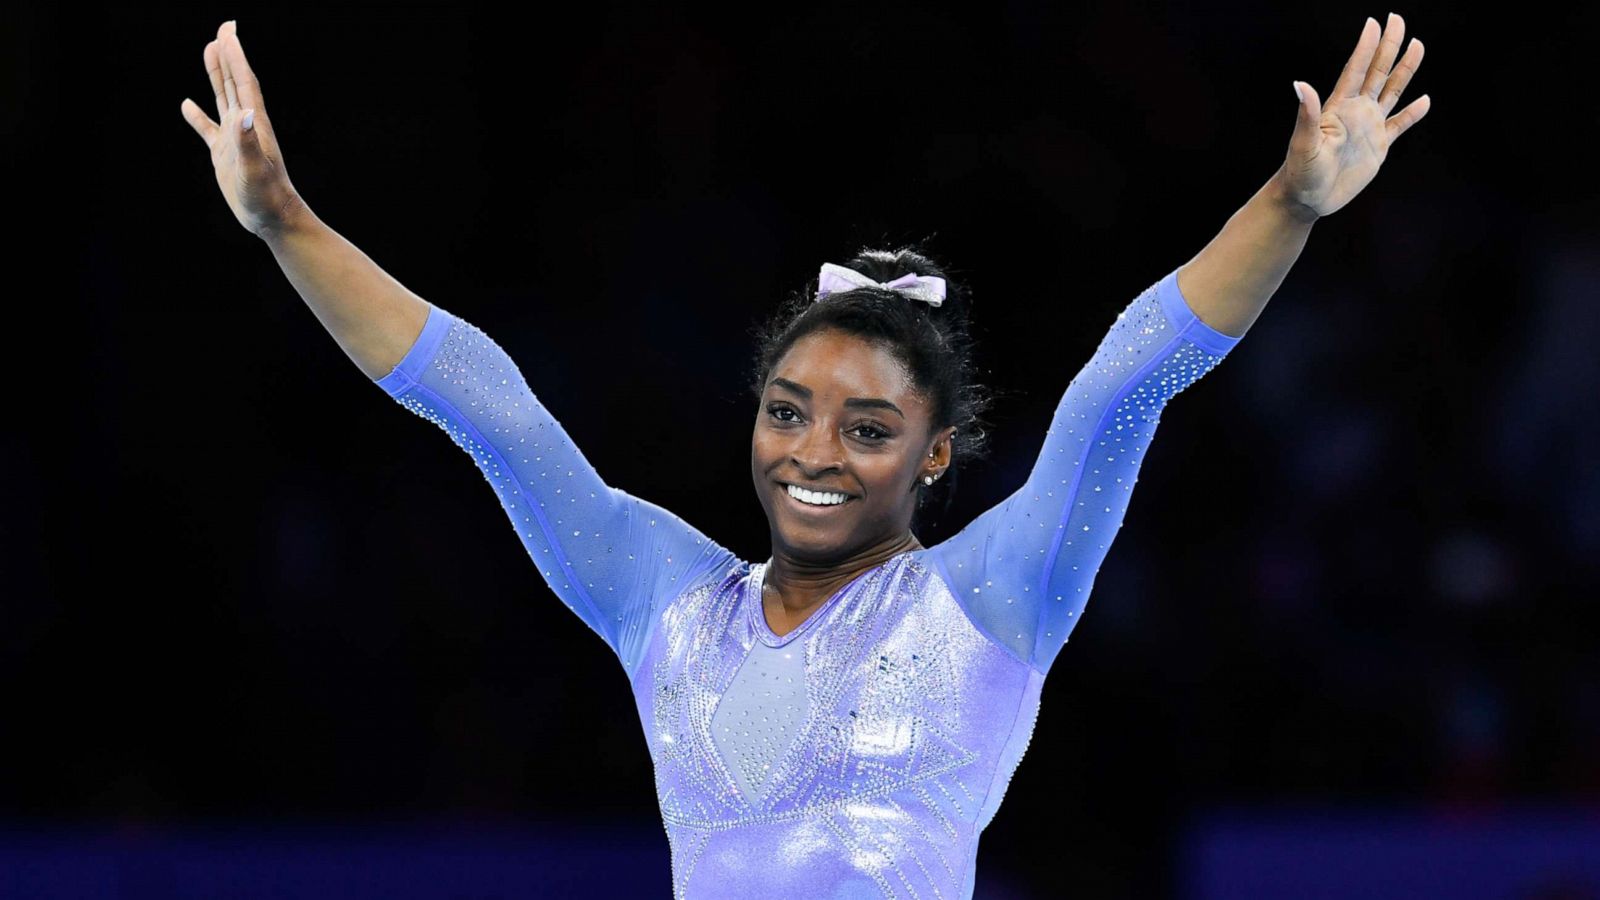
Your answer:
[182,14,1429,898]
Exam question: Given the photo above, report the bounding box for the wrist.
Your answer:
[256,193,316,244]
[1267,169,1321,226]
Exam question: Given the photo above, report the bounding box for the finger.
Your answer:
[216,20,239,111]
[1298,81,1322,130]
[180,97,219,149]
[1290,80,1323,161]
[236,105,265,165]
[1386,94,1431,142]
[1330,17,1381,101]
[221,25,266,117]
[1379,38,1424,117]
[1361,12,1406,100]
[204,40,228,120]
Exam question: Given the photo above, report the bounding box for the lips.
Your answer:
[778,482,856,512]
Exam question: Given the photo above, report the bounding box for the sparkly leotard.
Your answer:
[373,267,1243,898]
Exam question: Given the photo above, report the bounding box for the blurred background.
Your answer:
[6,1,1597,897]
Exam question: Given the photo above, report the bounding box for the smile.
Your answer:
[783,483,854,508]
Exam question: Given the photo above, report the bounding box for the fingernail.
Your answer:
[242,109,254,131]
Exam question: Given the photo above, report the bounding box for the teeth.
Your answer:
[786,484,849,506]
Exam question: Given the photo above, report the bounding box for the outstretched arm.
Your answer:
[926,14,1432,676]
[178,21,737,675]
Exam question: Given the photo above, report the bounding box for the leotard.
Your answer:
[373,266,1244,897]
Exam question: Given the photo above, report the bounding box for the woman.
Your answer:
[181,15,1429,898]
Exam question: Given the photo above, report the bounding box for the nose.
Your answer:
[791,419,844,476]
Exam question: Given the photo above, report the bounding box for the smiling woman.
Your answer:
[746,248,991,636]
[754,251,994,507]
[367,244,1242,898]
[189,9,1433,896]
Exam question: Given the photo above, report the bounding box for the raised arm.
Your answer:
[922,13,1433,675]
[926,268,1243,675]
[181,20,735,675]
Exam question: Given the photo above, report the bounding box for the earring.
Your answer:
[923,475,934,486]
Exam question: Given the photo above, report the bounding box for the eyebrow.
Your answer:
[768,377,905,419]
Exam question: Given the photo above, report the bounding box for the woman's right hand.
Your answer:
[180,20,305,238]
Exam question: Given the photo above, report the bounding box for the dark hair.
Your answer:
[747,242,996,531]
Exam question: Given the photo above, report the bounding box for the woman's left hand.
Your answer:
[1277,13,1431,220]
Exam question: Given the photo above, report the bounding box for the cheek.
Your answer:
[750,428,780,474]
[857,458,908,497]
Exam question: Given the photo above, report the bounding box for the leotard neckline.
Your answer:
[748,551,918,647]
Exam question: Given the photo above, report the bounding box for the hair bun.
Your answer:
[847,245,975,332]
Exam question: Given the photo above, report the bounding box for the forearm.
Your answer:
[258,201,431,382]
[1176,168,1318,338]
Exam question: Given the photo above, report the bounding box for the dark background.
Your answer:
[7,1,1598,897]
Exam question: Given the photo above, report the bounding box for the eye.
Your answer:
[767,403,889,443]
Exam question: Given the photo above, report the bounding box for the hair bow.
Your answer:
[815,262,946,307]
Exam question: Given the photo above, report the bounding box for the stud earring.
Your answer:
[923,475,934,486]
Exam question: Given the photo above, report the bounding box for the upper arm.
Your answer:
[375,302,738,675]
[928,267,1245,675]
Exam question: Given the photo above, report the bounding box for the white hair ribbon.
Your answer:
[814,262,946,307]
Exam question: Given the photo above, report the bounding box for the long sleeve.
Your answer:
[373,302,739,677]
[926,267,1245,676]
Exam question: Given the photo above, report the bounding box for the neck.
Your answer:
[764,531,922,612]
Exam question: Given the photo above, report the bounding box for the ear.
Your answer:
[926,425,956,475]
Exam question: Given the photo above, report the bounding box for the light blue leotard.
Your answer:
[373,267,1244,898]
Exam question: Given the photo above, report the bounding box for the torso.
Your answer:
[634,550,1042,899]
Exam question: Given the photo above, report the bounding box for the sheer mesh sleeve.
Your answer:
[926,267,1245,675]
[373,302,739,677]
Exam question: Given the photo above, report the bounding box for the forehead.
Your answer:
[769,329,922,403]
